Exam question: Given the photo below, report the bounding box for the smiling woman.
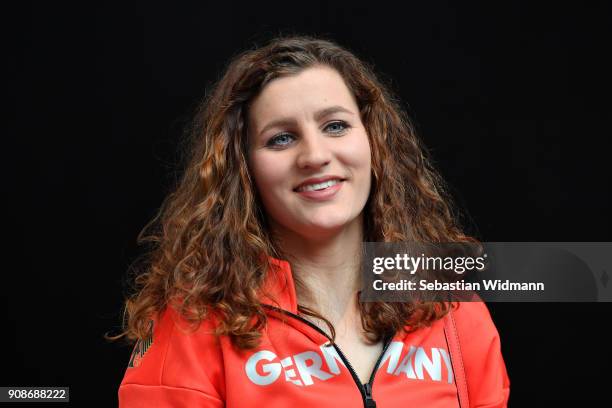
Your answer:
[248,66,372,240]
[111,35,510,407]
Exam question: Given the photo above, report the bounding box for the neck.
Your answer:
[271,215,364,330]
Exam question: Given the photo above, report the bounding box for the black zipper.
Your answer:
[364,333,393,408]
[263,304,394,408]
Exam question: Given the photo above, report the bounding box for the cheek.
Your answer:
[250,153,288,200]
[343,132,372,171]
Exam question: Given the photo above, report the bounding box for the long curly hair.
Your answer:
[107,34,476,350]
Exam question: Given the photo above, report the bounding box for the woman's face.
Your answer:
[247,65,372,240]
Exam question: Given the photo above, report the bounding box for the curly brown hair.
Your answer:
[107,34,476,350]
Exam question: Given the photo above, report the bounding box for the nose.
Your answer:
[295,127,332,169]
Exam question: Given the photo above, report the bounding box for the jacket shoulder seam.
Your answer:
[158,308,224,399]
[158,308,176,385]
[119,383,222,402]
[449,308,470,405]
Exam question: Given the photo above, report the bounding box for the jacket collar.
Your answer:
[258,256,402,344]
[260,256,299,315]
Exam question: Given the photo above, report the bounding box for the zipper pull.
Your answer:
[364,383,376,408]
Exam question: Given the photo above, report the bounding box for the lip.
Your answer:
[293,175,346,191]
[294,179,344,201]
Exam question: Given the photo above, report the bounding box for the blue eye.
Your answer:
[266,133,295,148]
[325,121,350,134]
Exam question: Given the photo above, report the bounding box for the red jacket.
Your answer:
[118,257,510,407]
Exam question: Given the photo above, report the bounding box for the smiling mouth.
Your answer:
[294,179,346,193]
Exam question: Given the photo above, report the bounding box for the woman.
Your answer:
[113,35,510,407]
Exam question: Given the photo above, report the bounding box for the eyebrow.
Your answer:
[257,105,355,137]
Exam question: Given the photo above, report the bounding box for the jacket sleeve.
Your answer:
[118,307,225,407]
[453,301,510,408]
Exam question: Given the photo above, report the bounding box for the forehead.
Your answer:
[248,65,358,128]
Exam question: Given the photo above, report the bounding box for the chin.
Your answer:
[301,215,359,235]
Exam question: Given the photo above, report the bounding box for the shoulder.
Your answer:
[450,301,499,339]
[449,301,503,363]
[449,301,511,407]
[118,306,225,406]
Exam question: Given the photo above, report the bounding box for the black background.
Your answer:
[4,1,611,406]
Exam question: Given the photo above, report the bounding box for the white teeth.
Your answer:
[297,179,341,192]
